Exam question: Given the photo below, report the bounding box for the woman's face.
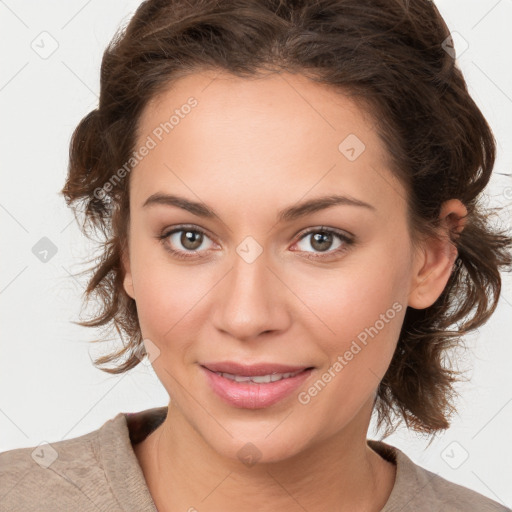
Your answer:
[122,70,422,462]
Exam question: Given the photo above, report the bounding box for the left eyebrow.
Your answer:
[141,193,376,222]
[277,194,376,223]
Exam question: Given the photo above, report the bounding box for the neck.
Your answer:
[133,402,396,512]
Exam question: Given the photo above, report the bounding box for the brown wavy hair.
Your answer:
[61,0,512,435]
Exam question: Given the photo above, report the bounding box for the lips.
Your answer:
[200,361,314,409]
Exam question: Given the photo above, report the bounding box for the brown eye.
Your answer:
[180,230,203,250]
[293,227,354,260]
[310,232,334,252]
[158,225,216,259]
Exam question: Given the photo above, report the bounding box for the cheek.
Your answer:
[293,278,405,438]
[294,249,408,348]
[293,242,410,396]
[130,244,217,352]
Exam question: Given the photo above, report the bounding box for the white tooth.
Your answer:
[250,374,272,383]
[217,369,305,383]
[219,372,236,381]
[233,374,252,383]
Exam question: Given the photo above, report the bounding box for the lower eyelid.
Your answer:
[295,234,353,259]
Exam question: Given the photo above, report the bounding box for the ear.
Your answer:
[408,199,467,309]
[121,247,136,300]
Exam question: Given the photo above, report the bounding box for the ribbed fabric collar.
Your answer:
[97,408,164,511]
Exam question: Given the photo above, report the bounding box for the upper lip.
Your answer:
[201,361,312,376]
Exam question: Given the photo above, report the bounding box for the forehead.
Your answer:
[138,69,379,150]
[130,70,406,217]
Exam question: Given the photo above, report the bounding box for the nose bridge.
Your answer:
[212,244,289,340]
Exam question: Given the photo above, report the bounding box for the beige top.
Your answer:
[0,407,509,511]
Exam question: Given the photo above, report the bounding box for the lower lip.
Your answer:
[201,366,314,409]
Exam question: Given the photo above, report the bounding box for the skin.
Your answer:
[122,70,467,511]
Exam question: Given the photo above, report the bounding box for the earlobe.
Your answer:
[121,251,135,300]
[408,199,467,310]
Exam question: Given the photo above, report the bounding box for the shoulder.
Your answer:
[369,440,511,512]
[0,414,123,512]
[415,464,509,511]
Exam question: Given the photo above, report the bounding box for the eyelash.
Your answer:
[156,224,355,261]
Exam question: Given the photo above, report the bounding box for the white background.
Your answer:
[1,0,511,507]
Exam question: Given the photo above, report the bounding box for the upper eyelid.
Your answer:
[163,224,217,243]
[296,226,353,239]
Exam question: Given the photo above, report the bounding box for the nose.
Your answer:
[211,247,291,342]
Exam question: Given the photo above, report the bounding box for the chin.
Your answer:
[223,438,304,466]
[196,418,318,466]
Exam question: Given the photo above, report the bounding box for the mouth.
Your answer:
[200,361,315,409]
[209,368,307,384]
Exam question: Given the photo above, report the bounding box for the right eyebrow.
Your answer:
[142,193,216,218]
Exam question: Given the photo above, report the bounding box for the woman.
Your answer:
[1,0,511,510]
